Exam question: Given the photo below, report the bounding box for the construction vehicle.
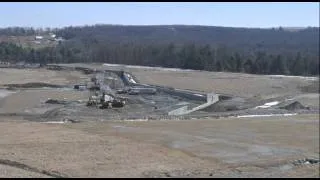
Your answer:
[87,94,100,107]
[87,91,126,109]
[86,73,126,109]
[99,93,126,109]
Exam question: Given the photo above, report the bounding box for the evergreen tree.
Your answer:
[235,52,244,72]
[291,52,304,75]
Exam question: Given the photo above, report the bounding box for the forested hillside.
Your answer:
[0,25,319,75]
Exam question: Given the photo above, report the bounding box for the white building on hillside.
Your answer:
[35,36,43,40]
[49,33,56,38]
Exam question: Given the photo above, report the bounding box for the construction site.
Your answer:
[0,63,319,178]
[1,63,317,122]
[40,65,224,122]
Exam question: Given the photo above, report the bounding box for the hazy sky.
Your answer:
[0,2,319,28]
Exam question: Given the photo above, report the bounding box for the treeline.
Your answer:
[53,25,320,55]
[0,25,319,76]
[0,41,318,76]
[1,25,319,55]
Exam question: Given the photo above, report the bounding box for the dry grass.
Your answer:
[130,69,316,98]
[0,120,218,178]
[0,90,89,113]
[0,68,88,86]
[0,114,318,177]
[0,66,318,177]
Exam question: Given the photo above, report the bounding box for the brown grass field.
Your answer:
[0,65,318,178]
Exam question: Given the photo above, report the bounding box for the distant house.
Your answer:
[0,61,7,65]
[35,36,43,40]
[55,37,64,42]
[49,32,56,38]
[0,61,11,68]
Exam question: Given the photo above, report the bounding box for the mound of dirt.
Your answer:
[125,98,145,105]
[74,67,95,74]
[45,99,68,105]
[203,103,240,112]
[280,101,309,111]
[202,97,248,112]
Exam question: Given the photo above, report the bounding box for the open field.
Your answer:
[0,114,318,178]
[132,70,318,98]
[0,64,319,177]
[0,35,58,49]
[0,68,87,85]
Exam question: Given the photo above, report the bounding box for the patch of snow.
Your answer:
[124,119,148,122]
[194,94,204,97]
[130,79,136,84]
[0,90,16,98]
[112,125,127,128]
[254,101,280,109]
[237,113,297,118]
[283,113,298,116]
[268,75,318,81]
[176,102,190,106]
[35,36,43,39]
[106,77,117,80]
[42,121,66,124]
[103,63,197,72]
[285,98,295,101]
[123,72,137,84]
[103,63,119,67]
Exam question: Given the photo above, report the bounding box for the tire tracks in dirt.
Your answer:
[0,159,69,178]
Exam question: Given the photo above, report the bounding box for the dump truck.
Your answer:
[99,94,126,109]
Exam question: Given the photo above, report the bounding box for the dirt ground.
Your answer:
[0,89,88,114]
[0,66,319,177]
[0,114,318,178]
[0,68,87,86]
[56,63,319,99]
[130,69,318,99]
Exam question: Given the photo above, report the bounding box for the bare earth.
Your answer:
[0,65,319,178]
[0,68,87,85]
[0,115,318,178]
